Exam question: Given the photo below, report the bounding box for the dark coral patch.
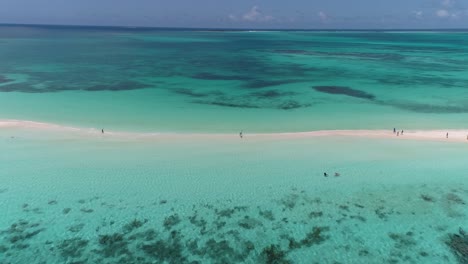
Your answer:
[80,208,94,213]
[313,86,376,100]
[274,49,311,55]
[251,90,297,99]
[286,226,331,249]
[421,194,435,202]
[172,88,223,98]
[259,244,291,264]
[388,232,417,248]
[383,100,468,114]
[192,72,247,81]
[244,80,297,89]
[0,83,43,93]
[259,210,275,221]
[309,211,323,218]
[446,193,466,205]
[57,238,89,259]
[0,81,150,93]
[68,223,85,233]
[172,88,208,97]
[238,216,262,230]
[0,76,12,83]
[163,214,181,230]
[199,239,250,262]
[446,228,468,264]
[140,231,187,263]
[122,219,148,233]
[0,220,45,250]
[83,81,149,92]
[193,100,259,109]
[96,233,129,257]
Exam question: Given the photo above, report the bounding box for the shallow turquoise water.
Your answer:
[0,131,467,263]
[1,26,468,132]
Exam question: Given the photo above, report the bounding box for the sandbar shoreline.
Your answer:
[1,119,468,143]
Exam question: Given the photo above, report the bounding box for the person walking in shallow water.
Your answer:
[401,130,404,135]
[393,128,396,133]
[239,131,243,139]
[102,129,104,134]
[446,132,448,139]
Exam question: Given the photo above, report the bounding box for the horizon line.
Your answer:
[1,22,468,32]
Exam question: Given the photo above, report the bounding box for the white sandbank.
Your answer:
[1,119,468,143]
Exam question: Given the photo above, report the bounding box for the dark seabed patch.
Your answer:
[1,187,466,263]
[381,100,468,114]
[0,76,12,83]
[277,100,311,110]
[193,99,260,109]
[0,220,45,251]
[0,83,44,93]
[172,88,223,98]
[377,75,468,88]
[83,81,150,92]
[313,86,376,100]
[0,81,151,93]
[251,90,297,99]
[274,49,312,55]
[274,49,405,62]
[192,72,248,81]
[446,228,468,264]
[244,80,300,89]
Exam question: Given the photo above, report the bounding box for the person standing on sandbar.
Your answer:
[102,129,104,134]
[446,132,448,139]
[239,131,243,139]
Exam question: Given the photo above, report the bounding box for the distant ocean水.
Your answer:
[1,25,468,132]
[0,25,467,264]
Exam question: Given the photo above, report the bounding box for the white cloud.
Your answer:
[441,0,454,7]
[413,10,423,19]
[241,6,274,22]
[318,11,328,22]
[436,9,450,17]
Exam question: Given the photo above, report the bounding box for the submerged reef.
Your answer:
[381,100,468,114]
[1,187,467,263]
[0,81,151,93]
[251,90,297,99]
[313,86,376,100]
[172,88,224,98]
[192,72,247,81]
[0,75,12,83]
[193,99,260,109]
[244,80,299,89]
[259,244,291,264]
[0,219,45,252]
[83,81,150,92]
[447,228,468,264]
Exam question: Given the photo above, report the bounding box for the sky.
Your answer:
[1,0,468,29]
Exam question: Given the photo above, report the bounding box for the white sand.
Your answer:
[1,119,467,143]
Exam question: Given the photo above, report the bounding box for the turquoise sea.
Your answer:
[0,25,467,263]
